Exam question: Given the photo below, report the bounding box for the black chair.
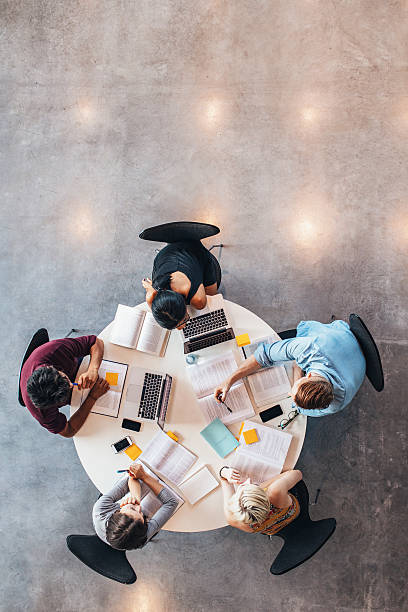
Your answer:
[66,535,137,584]
[277,328,297,340]
[270,480,336,575]
[349,314,384,392]
[18,328,50,406]
[139,221,220,243]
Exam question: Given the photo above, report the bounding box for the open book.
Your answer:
[230,421,292,485]
[242,336,291,407]
[73,359,128,418]
[187,352,255,425]
[110,304,170,357]
[140,430,197,487]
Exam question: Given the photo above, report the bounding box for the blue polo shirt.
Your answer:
[253,320,366,417]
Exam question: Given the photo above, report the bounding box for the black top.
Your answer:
[152,241,221,305]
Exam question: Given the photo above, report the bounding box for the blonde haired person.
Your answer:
[220,467,302,535]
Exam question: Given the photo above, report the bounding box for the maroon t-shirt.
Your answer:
[20,335,97,434]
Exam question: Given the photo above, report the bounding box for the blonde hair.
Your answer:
[228,483,270,526]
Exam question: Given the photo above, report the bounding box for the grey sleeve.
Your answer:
[145,488,179,542]
[92,476,129,544]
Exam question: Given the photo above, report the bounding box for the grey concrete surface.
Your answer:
[1,1,407,611]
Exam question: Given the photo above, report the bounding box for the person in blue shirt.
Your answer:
[214,320,366,417]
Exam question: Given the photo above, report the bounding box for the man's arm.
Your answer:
[59,377,109,438]
[77,338,104,389]
[214,355,261,402]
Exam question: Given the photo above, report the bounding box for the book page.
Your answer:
[179,466,219,505]
[247,364,291,407]
[110,304,145,349]
[197,383,255,425]
[188,351,238,399]
[140,430,197,486]
[136,311,169,356]
[229,452,279,485]
[237,421,292,472]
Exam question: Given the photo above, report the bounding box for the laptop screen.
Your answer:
[157,374,172,430]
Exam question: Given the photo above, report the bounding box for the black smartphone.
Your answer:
[121,418,142,432]
[259,404,283,423]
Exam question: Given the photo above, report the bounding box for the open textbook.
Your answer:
[119,462,184,518]
[140,430,197,486]
[242,336,291,407]
[230,421,292,485]
[110,304,170,357]
[188,352,255,425]
[73,359,128,418]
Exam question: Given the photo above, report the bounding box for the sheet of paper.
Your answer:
[110,304,145,349]
[188,351,238,399]
[74,360,128,418]
[136,311,169,356]
[179,466,219,505]
[230,452,278,485]
[197,383,255,425]
[247,365,291,406]
[140,430,197,486]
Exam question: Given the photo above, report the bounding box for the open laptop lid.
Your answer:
[157,374,173,430]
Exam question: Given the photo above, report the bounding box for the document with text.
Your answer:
[140,430,197,486]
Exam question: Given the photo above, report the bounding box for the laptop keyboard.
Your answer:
[182,309,228,339]
[184,328,235,354]
[137,373,162,420]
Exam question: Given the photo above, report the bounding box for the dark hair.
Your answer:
[151,290,187,329]
[26,366,71,410]
[294,378,334,410]
[106,510,148,550]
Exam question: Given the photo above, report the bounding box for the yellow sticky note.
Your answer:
[243,428,258,445]
[238,422,245,437]
[105,372,119,386]
[125,444,142,461]
[166,431,178,442]
[236,333,251,347]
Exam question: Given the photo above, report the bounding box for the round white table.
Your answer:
[71,300,307,532]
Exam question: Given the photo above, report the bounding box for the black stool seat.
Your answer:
[270,480,336,575]
[139,221,220,243]
[18,328,49,406]
[349,314,384,391]
[66,535,136,584]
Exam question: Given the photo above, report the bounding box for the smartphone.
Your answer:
[259,404,283,423]
[121,418,142,432]
[111,436,133,454]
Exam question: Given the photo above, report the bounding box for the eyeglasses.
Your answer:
[176,312,190,329]
[279,410,299,430]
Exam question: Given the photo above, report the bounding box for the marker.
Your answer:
[72,383,79,386]
[116,469,129,474]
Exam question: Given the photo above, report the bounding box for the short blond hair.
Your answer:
[228,483,270,526]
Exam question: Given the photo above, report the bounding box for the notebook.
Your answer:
[73,359,128,418]
[179,466,219,505]
[139,430,197,487]
[200,418,239,458]
[110,304,170,357]
[188,352,255,425]
[230,420,292,485]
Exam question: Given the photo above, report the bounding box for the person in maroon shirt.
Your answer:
[20,335,109,437]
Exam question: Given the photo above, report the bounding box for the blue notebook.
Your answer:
[200,418,239,458]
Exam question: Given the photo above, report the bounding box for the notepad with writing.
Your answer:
[179,466,219,505]
[73,359,128,418]
[110,304,170,357]
[230,420,292,485]
[188,352,255,425]
[200,418,239,458]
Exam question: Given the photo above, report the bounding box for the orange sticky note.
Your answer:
[105,372,118,386]
[124,444,142,461]
[236,333,251,347]
[166,431,178,441]
[243,428,258,445]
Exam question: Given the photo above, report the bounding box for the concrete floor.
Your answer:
[1,1,407,611]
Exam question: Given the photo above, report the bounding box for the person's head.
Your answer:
[106,502,148,550]
[227,480,270,527]
[291,372,334,411]
[151,289,188,330]
[26,366,72,410]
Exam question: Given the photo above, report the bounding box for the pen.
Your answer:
[72,383,79,386]
[116,469,130,473]
[219,398,232,413]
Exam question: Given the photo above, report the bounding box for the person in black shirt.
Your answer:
[142,241,221,329]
